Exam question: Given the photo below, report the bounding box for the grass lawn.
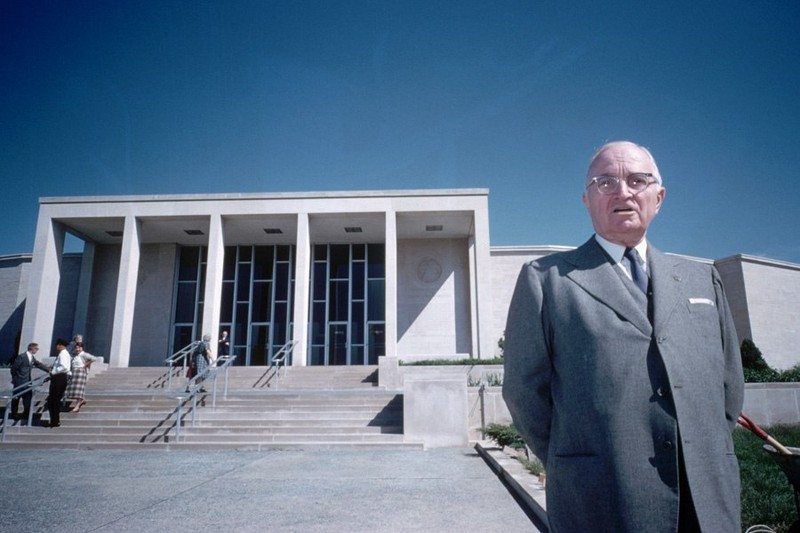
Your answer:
[737,425,800,532]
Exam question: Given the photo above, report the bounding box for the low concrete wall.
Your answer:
[743,383,800,426]
[403,376,468,448]
[378,357,502,389]
[468,383,800,436]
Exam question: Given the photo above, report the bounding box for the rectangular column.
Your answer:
[21,214,65,356]
[291,212,311,366]
[470,205,494,359]
[201,214,225,362]
[384,210,398,357]
[109,216,140,367]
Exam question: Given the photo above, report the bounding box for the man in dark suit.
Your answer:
[9,342,50,422]
[503,141,744,532]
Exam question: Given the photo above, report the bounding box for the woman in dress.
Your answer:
[192,334,213,393]
[65,342,97,413]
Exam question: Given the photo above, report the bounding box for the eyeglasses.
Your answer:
[586,173,659,195]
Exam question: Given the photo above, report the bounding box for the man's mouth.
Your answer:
[613,207,635,213]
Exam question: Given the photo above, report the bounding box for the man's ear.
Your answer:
[655,187,666,211]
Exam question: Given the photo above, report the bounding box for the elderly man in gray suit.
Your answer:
[503,141,744,532]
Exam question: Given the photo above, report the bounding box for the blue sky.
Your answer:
[2,1,799,263]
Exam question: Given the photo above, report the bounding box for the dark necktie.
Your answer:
[624,247,648,294]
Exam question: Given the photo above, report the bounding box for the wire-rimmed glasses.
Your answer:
[586,173,659,195]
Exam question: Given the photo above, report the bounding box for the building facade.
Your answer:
[1,189,798,370]
[16,190,493,367]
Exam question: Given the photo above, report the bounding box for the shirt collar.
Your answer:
[594,234,648,269]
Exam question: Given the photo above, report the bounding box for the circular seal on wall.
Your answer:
[417,257,442,284]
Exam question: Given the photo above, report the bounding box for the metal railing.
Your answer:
[169,340,296,441]
[172,354,237,441]
[164,341,202,390]
[268,340,297,389]
[1,374,51,441]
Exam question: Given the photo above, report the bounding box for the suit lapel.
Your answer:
[648,245,684,333]
[565,238,652,336]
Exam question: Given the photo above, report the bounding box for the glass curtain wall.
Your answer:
[171,245,295,365]
[309,243,385,366]
[171,246,206,353]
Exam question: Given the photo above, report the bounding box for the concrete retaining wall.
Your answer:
[471,382,800,434]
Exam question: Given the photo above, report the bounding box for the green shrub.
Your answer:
[483,422,526,449]
[742,338,770,370]
[520,456,544,476]
[485,373,503,387]
[739,339,800,383]
[744,367,781,383]
[777,364,800,382]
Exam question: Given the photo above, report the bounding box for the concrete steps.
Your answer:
[0,366,417,450]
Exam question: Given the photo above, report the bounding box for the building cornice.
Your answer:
[715,253,800,271]
[40,188,490,205]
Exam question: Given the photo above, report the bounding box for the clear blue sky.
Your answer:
[2,1,799,263]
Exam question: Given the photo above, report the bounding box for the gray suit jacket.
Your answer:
[503,237,744,533]
[10,351,50,387]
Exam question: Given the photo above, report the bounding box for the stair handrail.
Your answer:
[269,340,298,389]
[172,354,237,442]
[1,374,51,440]
[164,341,202,390]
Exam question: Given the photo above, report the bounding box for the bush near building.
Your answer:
[741,339,800,383]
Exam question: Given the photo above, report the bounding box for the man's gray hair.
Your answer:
[588,141,663,185]
[202,334,211,342]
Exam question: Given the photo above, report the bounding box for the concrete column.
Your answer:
[201,214,225,362]
[468,235,480,358]
[384,210,397,357]
[470,206,494,359]
[21,213,65,356]
[292,212,311,366]
[72,241,95,338]
[109,216,140,367]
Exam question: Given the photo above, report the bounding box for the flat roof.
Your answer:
[40,188,490,205]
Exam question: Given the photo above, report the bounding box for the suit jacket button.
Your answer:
[656,387,665,397]
[663,440,673,450]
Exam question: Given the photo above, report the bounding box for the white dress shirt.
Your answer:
[594,234,649,279]
[51,349,72,376]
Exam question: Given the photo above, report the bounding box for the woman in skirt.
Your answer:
[65,342,97,413]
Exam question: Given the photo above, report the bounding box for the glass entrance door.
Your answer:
[328,322,348,365]
[250,324,270,366]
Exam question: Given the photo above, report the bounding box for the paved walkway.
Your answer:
[1,447,545,532]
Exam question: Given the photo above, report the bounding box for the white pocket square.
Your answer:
[689,297,715,306]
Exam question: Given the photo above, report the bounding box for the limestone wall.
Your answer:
[396,238,471,357]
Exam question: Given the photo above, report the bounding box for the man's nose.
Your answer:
[613,180,635,197]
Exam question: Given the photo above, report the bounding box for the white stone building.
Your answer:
[14,189,493,367]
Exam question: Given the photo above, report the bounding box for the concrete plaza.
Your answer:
[0,447,544,532]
